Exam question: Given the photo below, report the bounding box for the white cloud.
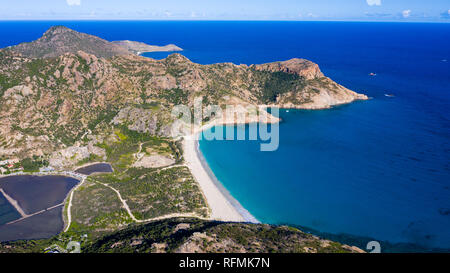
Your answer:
[66,0,81,6]
[366,0,381,6]
[402,9,411,18]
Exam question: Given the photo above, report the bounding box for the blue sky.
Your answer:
[0,0,449,22]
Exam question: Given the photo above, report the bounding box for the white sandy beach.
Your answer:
[178,106,280,223]
[183,136,258,223]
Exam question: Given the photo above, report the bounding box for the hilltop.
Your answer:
[0,218,364,253]
[8,26,183,59]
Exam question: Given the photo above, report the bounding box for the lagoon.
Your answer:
[0,175,79,242]
[75,163,113,175]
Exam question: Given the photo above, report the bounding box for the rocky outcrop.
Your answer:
[253,58,368,108]
[111,106,172,137]
[10,26,131,59]
[253,58,324,80]
[8,26,182,59]
[274,77,369,109]
[3,85,34,102]
[49,142,106,169]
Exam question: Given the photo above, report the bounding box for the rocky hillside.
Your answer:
[83,218,364,253]
[0,26,367,164]
[8,26,183,59]
[84,218,365,253]
[0,218,364,253]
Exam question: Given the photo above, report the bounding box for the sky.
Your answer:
[0,0,449,22]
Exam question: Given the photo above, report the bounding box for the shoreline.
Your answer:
[183,136,258,223]
[179,106,280,223]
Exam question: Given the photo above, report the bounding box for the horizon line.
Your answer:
[0,19,449,24]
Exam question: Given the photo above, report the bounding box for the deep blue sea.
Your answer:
[0,21,449,251]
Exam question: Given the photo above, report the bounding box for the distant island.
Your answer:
[0,26,367,253]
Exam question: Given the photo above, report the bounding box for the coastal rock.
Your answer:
[275,77,369,109]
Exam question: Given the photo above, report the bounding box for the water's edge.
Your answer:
[195,138,259,224]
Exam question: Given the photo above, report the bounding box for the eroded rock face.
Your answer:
[275,77,369,109]
[3,85,33,101]
[253,58,324,80]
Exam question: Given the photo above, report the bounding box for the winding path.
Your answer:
[95,180,208,223]
[62,142,208,232]
[64,176,87,232]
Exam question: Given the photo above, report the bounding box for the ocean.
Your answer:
[0,21,449,251]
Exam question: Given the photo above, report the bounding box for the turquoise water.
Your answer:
[199,100,450,251]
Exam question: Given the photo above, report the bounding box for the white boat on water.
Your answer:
[384,94,395,98]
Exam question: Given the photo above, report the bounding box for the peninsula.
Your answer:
[112,40,183,55]
[0,26,367,253]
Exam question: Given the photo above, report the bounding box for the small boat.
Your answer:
[369,72,377,76]
[384,94,395,98]
[286,110,290,113]
[442,59,447,62]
